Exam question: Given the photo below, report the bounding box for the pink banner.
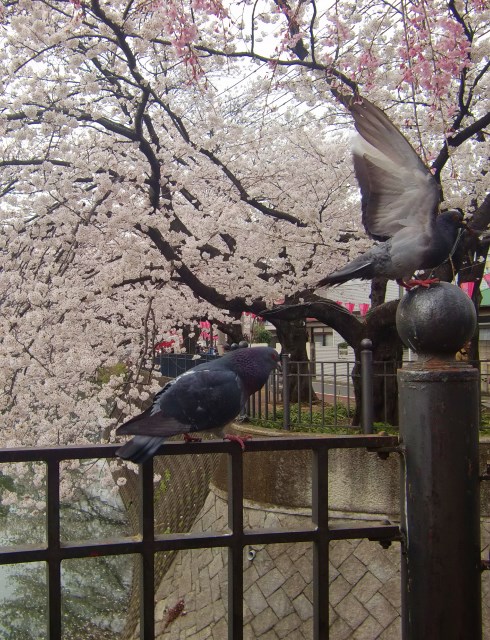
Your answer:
[460,282,475,297]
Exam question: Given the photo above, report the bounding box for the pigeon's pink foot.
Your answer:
[402,277,440,290]
[224,434,252,451]
[183,433,202,443]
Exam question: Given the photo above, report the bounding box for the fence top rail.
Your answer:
[0,434,399,463]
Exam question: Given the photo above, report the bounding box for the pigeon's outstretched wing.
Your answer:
[349,98,440,242]
[318,96,465,287]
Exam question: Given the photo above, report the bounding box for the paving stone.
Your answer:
[254,549,276,577]
[195,587,212,612]
[243,563,261,591]
[328,616,353,640]
[200,505,217,531]
[379,576,401,610]
[366,592,398,628]
[298,618,314,638]
[282,571,307,600]
[368,551,398,583]
[339,553,368,586]
[293,552,313,580]
[246,508,266,529]
[268,587,294,619]
[274,612,301,638]
[243,602,253,625]
[292,592,313,621]
[250,607,279,636]
[212,599,226,622]
[330,540,354,568]
[243,582,268,616]
[288,543,310,563]
[352,571,383,604]
[274,549,295,576]
[353,538,376,565]
[264,512,281,528]
[209,573,221,602]
[195,603,214,633]
[155,598,167,622]
[329,575,351,607]
[260,629,280,640]
[268,543,286,559]
[208,551,224,579]
[329,562,340,583]
[329,603,339,625]
[336,593,369,630]
[303,581,313,604]
[179,562,193,595]
[210,618,228,639]
[378,616,401,640]
[352,614,384,640]
[256,567,287,598]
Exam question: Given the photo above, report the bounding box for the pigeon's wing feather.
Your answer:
[117,368,243,437]
[349,99,440,241]
[116,414,190,437]
[353,139,440,241]
[116,436,166,462]
[165,367,243,427]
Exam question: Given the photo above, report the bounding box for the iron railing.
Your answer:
[246,357,490,430]
[0,436,401,640]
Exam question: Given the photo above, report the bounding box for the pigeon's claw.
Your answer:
[224,434,252,451]
[183,433,202,443]
[402,278,440,290]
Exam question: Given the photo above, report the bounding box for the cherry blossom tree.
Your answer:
[0,0,489,442]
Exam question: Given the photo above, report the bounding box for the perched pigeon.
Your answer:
[318,97,467,288]
[116,346,280,463]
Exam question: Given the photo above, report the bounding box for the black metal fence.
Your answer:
[244,356,490,431]
[0,436,400,640]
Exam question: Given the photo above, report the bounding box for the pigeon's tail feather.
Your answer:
[116,436,165,464]
[318,260,374,287]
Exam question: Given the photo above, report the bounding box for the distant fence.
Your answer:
[157,353,490,430]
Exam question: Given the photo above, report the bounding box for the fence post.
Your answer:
[281,352,290,431]
[396,283,481,640]
[360,338,374,434]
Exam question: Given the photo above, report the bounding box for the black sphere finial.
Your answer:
[396,282,476,356]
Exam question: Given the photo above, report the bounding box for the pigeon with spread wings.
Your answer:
[318,97,467,289]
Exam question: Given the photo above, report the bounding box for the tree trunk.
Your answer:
[351,318,402,426]
[264,298,402,424]
[272,318,316,403]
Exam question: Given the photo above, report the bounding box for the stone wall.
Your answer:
[131,429,490,639]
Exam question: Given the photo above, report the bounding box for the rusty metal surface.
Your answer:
[399,362,482,640]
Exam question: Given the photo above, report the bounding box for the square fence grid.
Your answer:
[0,435,401,640]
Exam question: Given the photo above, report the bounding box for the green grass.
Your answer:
[248,403,360,435]
[249,403,490,437]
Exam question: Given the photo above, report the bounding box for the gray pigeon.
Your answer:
[318,97,467,288]
[116,346,280,463]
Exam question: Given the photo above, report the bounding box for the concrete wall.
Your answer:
[140,426,490,639]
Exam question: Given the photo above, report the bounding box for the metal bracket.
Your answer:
[367,445,403,460]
